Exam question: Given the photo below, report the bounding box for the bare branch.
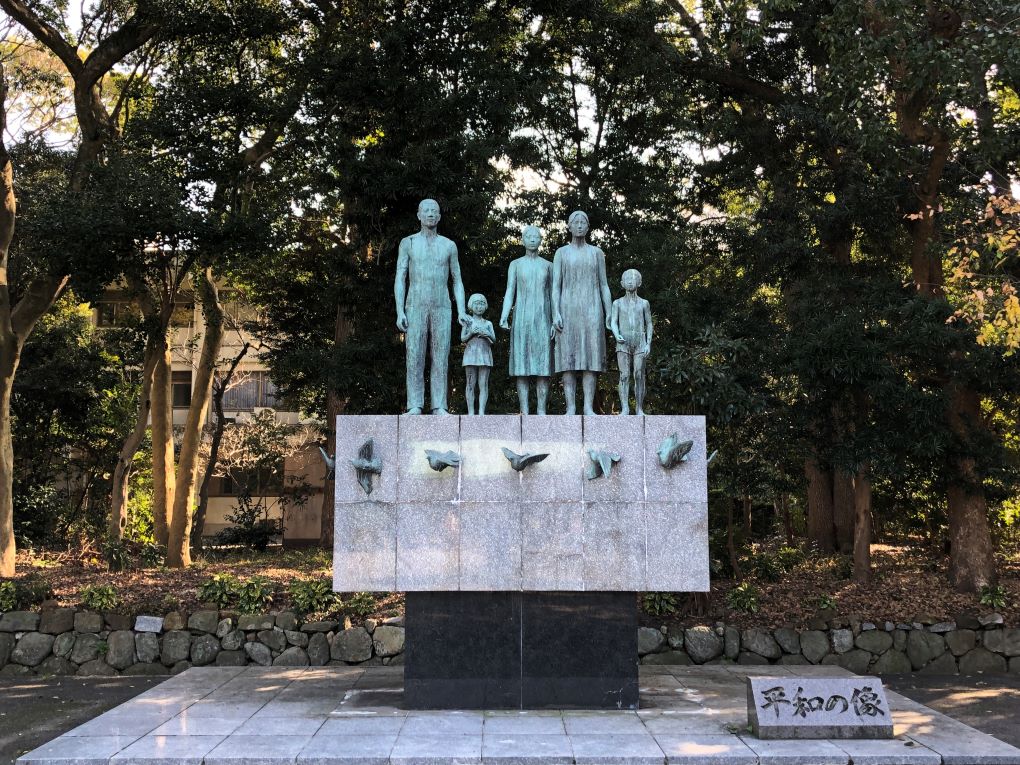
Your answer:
[0,0,82,76]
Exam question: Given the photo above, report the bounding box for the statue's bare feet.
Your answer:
[432,408,450,415]
[620,404,629,416]
[636,408,645,416]
[407,407,423,415]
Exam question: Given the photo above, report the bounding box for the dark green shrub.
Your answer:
[980,584,1008,609]
[642,592,678,617]
[80,584,119,611]
[289,579,336,615]
[237,576,274,614]
[0,581,16,611]
[16,574,53,607]
[343,592,376,617]
[725,582,760,613]
[198,574,240,607]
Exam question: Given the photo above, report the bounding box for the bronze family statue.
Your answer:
[394,201,652,415]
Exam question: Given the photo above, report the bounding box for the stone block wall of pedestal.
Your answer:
[332,414,710,593]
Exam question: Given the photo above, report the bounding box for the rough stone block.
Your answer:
[520,415,583,502]
[70,633,101,665]
[983,627,1020,657]
[522,502,584,590]
[191,634,221,666]
[644,414,708,503]
[38,608,74,635]
[135,632,159,664]
[105,630,136,670]
[0,611,40,632]
[373,625,405,657]
[946,629,976,656]
[331,626,372,663]
[742,628,782,660]
[188,610,220,634]
[336,414,399,503]
[237,614,274,631]
[460,414,522,502]
[12,632,54,667]
[160,630,192,666]
[73,611,102,633]
[104,614,132,631]
[747,676,894,739]
[685,625,724,663]
[133,615,164,633]
[580,415,643,502]
[644,501,710,592]
[396,502,459,590]
[38,656,77,676]
[459,502,521,590]
[959,646,1007,673]
[273,646,310,666]
[396,413,459,502]
[872,650,912,674]
[52,632,74,659]
[582,501,645,589]
[333,501,396,592]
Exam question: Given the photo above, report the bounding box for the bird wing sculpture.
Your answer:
[586,448,621,480]
[318,446,336,481]
[501,447,549,472]
[349,438,383,495]
[657,433,694,469]
[425,449,461,472]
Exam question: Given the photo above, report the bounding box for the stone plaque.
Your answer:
[747,676,894,740]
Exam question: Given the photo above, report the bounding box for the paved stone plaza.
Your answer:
[16,664,1020,765]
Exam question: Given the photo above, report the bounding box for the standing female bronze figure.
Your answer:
[551,211,612,415]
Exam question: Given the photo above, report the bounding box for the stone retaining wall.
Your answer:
[1,608,1017,677]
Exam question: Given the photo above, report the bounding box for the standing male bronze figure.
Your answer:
[394,199,468,414]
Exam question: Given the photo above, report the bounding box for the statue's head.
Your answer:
[417,199,441,228]
[567,210,589,238]
[522,225,542,250]
[467,293,488,316]
[621,268,642,290]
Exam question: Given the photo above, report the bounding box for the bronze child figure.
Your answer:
[610,268,652,415]
[462,293,495,415]
[499,225,555,415]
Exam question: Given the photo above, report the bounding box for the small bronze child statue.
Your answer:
[610,269,653,415]
[462,293,495,415]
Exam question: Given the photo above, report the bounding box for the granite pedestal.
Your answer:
[333,414,708,710]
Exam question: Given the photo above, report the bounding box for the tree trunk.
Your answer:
[946,386,997,592]
[804,459,835,553]
[852,466,872,583]
[320,302,354,547]
[0,350,17,576]
[192,341,249,551]
[832,470,855,554]
[742,495,752,538]
[777,493,794,545]
[109,344,157,539]
[151,342,175,546]
[727,498,742,578]
[167,268,223,568]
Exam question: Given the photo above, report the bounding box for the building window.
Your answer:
[172,371,192,408]
[221,371,279,411]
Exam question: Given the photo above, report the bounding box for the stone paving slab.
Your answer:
[17,666,1020,765]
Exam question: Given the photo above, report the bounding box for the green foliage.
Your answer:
[342,592,376,618]
[979,585,1008,610]
[139,543,165,569]
[214,500,282,552]
[236,576,275,614]
[102,539,131,572]
[0,581,16,611]
[725,583,761,613]
[14,574,53,608]
[198,574,240,608]
[289,579,337,615]
[817,594,838,611]
[642,592,678,617]
[80,584,119,612]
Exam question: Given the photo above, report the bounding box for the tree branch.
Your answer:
[0,0,82,76]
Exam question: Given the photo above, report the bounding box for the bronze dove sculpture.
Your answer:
[425,449,462,471]
[586,448,621,480]
[657,433,693,469]
[349,438,383,495]
[501,447,549,472]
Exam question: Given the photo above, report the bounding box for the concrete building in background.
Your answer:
[93,288,325,546]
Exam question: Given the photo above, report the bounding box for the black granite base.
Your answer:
[404,592,637,709]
